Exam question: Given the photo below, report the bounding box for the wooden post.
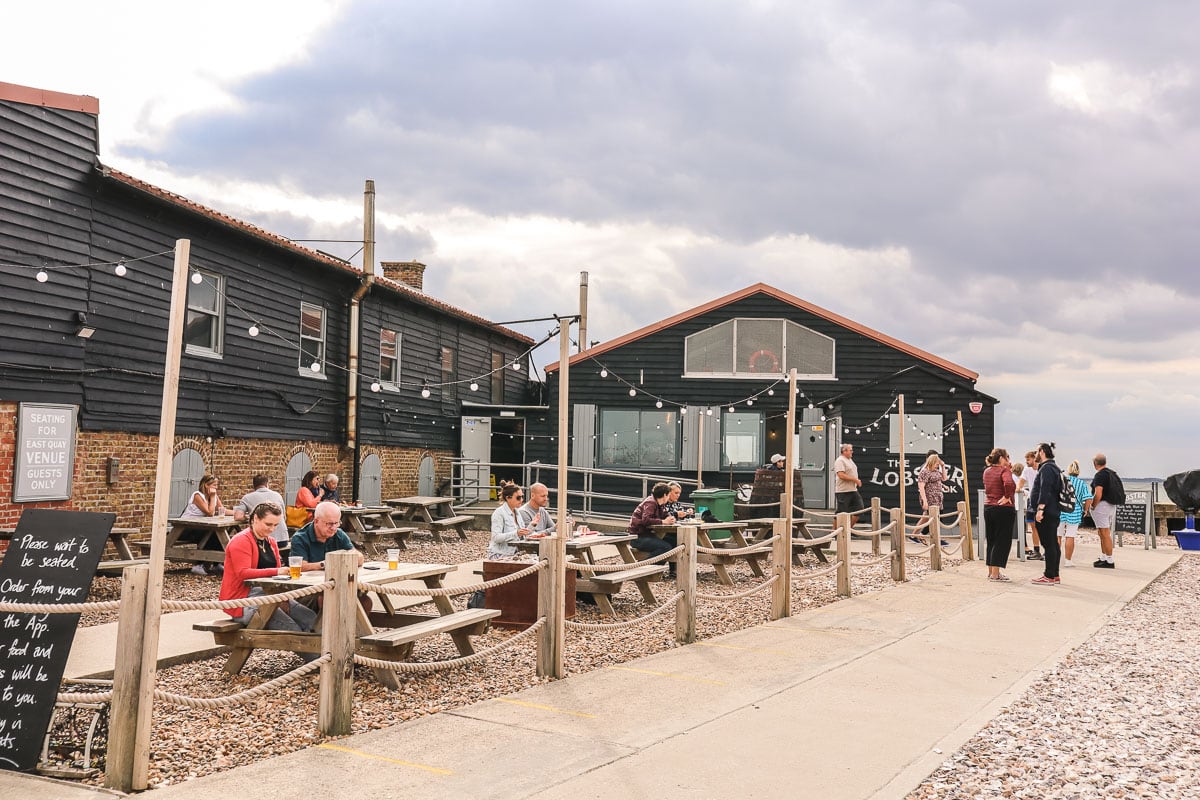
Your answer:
[132,239,189,789]
[784,368,797,541]
[319,550,358,736]
[897,394,906,549]
[869,496,882,555]
[555,317,571,538]
[104,565,148,791]
[770,517,791,620]
[929,506,943,571]
[675,525,697,643]
[956,411,975,561]
[889,507,906,582]
[957,500,971,556]
[836,512,851,597]
[537,536,565,678]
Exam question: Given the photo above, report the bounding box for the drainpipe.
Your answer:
[347,180,376,499]
[578,271,588,353]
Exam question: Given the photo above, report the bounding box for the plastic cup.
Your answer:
[386,549,400,570]
[288,556,302,580]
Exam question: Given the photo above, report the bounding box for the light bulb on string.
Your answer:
[746,399,753,406]
[855,429,861,435]
[420,385,431,399]
[310,361,321,373]
[191,272,202,285]
[727,406,734,413]
[767,388,775,396]
[469,381,479,391]
[599,368,608,378]
[36,270,48,283]
[706,408,713,416]
[370,381,381,393]
[680,407,688,415]
[114,260,127,277]
[628,388,637,397]
[512,361,522,371]
[655,400,663,409]
[248,324,259,337]
[808,402,814,409]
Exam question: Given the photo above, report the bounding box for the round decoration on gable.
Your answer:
[747,349,780,374]
[969,401,983,414]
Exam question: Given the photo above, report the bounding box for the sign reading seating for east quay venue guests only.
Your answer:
[0,509,113,772]
[13,403,78,502]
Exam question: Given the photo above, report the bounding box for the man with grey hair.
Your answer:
[1090,454,1124,569]
[834,443,865,519]
[320,473,341,504]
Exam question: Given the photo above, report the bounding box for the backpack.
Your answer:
[1106,471,1126,506]
[1058,472,1077,512]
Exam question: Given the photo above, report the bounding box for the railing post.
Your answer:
[675,525,698,643]
[929,506,943,571]
[770,518,791,619]
[870,497,881,556]
[319,550,358,736]
[957,501,973,561]
[537,535,565,678]
[890,508,906,582]
[836,512,851,597]
[104,564,149,791]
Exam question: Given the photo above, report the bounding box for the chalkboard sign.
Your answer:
[0,509,113,772]
[1114,489,1151,535]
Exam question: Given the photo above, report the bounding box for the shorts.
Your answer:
[1091,501,1115,529]
[835,491,865,514]
[1058,521,1079,538]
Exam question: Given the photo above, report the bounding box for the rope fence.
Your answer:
[566,545,683,572]
[353,618,546,672]
[0,599,123,614]
[564,592,683,631]
[696,574,779,602]
[696,540,773,556]
[162,582,330,611]
[154,657,329,708]
[792,561,842,582]
[361,560,546,596]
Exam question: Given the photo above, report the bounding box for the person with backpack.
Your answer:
[1090,453,1125,569]
[1058,461,1094,568]
[1029,442,1065,585]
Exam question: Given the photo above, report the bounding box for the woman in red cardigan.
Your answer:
[220,502,317,633]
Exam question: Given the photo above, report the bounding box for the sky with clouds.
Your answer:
[5,0,1197,480]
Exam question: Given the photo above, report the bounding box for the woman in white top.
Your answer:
[182,474,225,517]
[488,483,531,559]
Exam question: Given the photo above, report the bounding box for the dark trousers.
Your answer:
[631,536,673,558]
[1035,515,1061,577]
[983,505,1016,568]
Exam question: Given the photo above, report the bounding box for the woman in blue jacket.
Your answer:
[1030,442,1064,585]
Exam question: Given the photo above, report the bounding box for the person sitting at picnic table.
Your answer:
[290,501,366,569]
[488,483,531,559]
[295,470,324,522]
[661,481,695,520]
[629,482,677,564]
[517,482,562,535]
[320,473,342,504]
[219,502,317,636]
[181,473,226,573]
[233,474,288,547]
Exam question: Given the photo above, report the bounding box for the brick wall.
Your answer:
[0,402,455,536]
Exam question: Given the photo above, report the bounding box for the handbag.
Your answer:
[286,505,310,528]
[467,590,486,609]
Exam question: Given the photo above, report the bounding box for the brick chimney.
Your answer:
[381,260,426,291]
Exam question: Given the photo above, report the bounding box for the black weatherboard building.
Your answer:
[536,284,996,512]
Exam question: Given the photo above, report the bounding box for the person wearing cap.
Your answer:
[766,453,786,470]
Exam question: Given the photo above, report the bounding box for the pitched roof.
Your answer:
[546,282,978,381]
[98,166,532,344]
[0,81,98,114]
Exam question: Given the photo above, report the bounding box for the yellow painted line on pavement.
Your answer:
[608,666,726,685]
[695,641,791,655]
[496,697,597,718]
[317,743,452,775]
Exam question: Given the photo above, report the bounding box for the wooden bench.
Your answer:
[575,564,666,616]
[359,608,500,657]
[95,558,149,576]
[353,526,416,551]
[194,618,242,635]
[428,515,473,542]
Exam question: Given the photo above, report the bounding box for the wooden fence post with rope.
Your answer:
[869,497,882,555]
[104,564,149,791]
[957,501,971,559]
[770,517,791,619]
[675,524,698,643]
[537,535,565,678]
[890,507,906,582]
[836,513,852,597]
[929,506,943,571]
[319,550,358,736]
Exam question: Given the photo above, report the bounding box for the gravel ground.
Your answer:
[908,548,1199,800]
[71,526,961,788]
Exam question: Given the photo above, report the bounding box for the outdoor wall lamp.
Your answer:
[75,311,95,338]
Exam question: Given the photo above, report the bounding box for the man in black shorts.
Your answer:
[834,444,865,519]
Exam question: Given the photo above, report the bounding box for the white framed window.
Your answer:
[299,302,326,377]
[184,269,224,357]
[379,329,400,388]
[722,410,763,468]
[598,408,679,469]
[684,318,835,379]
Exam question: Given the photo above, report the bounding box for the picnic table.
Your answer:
[384,496,473,542]
[338,505,414,551]
[741,517,830,564]
[193,561,498,690]
[512,533,665,615]
[652,520,761,585]
[161,516,243,564]
[1,526,146,575]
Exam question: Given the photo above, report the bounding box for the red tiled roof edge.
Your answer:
[99,166,532,344]
[545,282,978,381]
[0,81,99,114]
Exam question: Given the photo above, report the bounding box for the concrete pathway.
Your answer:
[3,542,1178,798]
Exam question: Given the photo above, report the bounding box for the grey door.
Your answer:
[284,452,313,507]
[169,448,205,515]
[460,416,491,502]
[798,407,828,508]
[359,453,382,506]
[418,455,436,496]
